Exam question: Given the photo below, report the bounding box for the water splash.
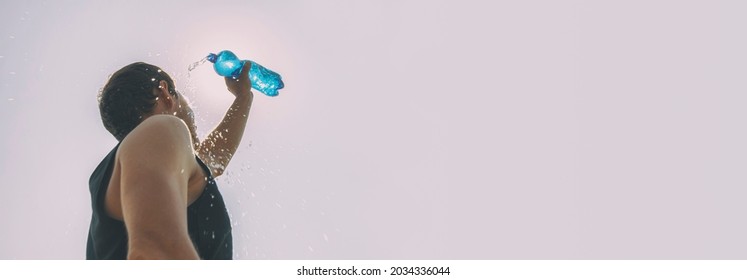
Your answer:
[188,56,208,73]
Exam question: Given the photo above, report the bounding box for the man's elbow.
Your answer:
[127,248,155,260]
[127,248,200,260]
[212,167,225,178]
[208,160,227,178]
[127,239,200,260]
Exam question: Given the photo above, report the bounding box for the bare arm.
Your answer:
[197,61,254,177]
[119,115,200,260]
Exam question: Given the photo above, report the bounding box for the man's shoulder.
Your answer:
[118,115,194,160]
[133,115,190,135]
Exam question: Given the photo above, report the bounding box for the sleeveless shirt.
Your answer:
[86,143,233,259]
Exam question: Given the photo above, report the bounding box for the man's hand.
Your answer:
[225,60,254,98]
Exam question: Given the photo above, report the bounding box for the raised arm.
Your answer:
[118,115,200,260]
[197,61,254,177]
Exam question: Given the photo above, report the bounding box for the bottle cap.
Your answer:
[207,53,218,63]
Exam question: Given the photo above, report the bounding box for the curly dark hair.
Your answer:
[98,62,177,141]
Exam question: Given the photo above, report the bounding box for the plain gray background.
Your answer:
[1,0,745,259]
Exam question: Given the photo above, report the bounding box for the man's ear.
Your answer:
[156,80,176,110]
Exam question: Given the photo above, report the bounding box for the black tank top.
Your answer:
[86,143,233,259]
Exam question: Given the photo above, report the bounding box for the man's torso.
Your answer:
[86,144,233,260]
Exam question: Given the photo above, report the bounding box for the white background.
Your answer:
[1,0,746,259]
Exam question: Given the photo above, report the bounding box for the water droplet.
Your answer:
[275,202,282,209]
[212,231,215,239]
[308,246,314,252]
[323,233,329,242]
[206,216,210,221]
[180,169,184,174]
[151,78,156,81]
[210,194,215,199]
[9,35,15,39]
[250,192,255,198]
[210,203,214,207]
[157,69,162,73]
[7,98,14,101]
[9,72,16,75]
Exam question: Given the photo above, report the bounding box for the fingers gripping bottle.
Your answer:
[207,50,284,97]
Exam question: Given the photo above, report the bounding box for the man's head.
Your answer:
[98,62,197,142]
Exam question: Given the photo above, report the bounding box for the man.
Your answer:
[87,60,253,259]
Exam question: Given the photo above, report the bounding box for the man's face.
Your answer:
[174,92,199,145]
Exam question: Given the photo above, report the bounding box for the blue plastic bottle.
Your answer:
[207,50,284,97]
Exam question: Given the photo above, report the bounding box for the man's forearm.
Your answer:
[197,92,253,176]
